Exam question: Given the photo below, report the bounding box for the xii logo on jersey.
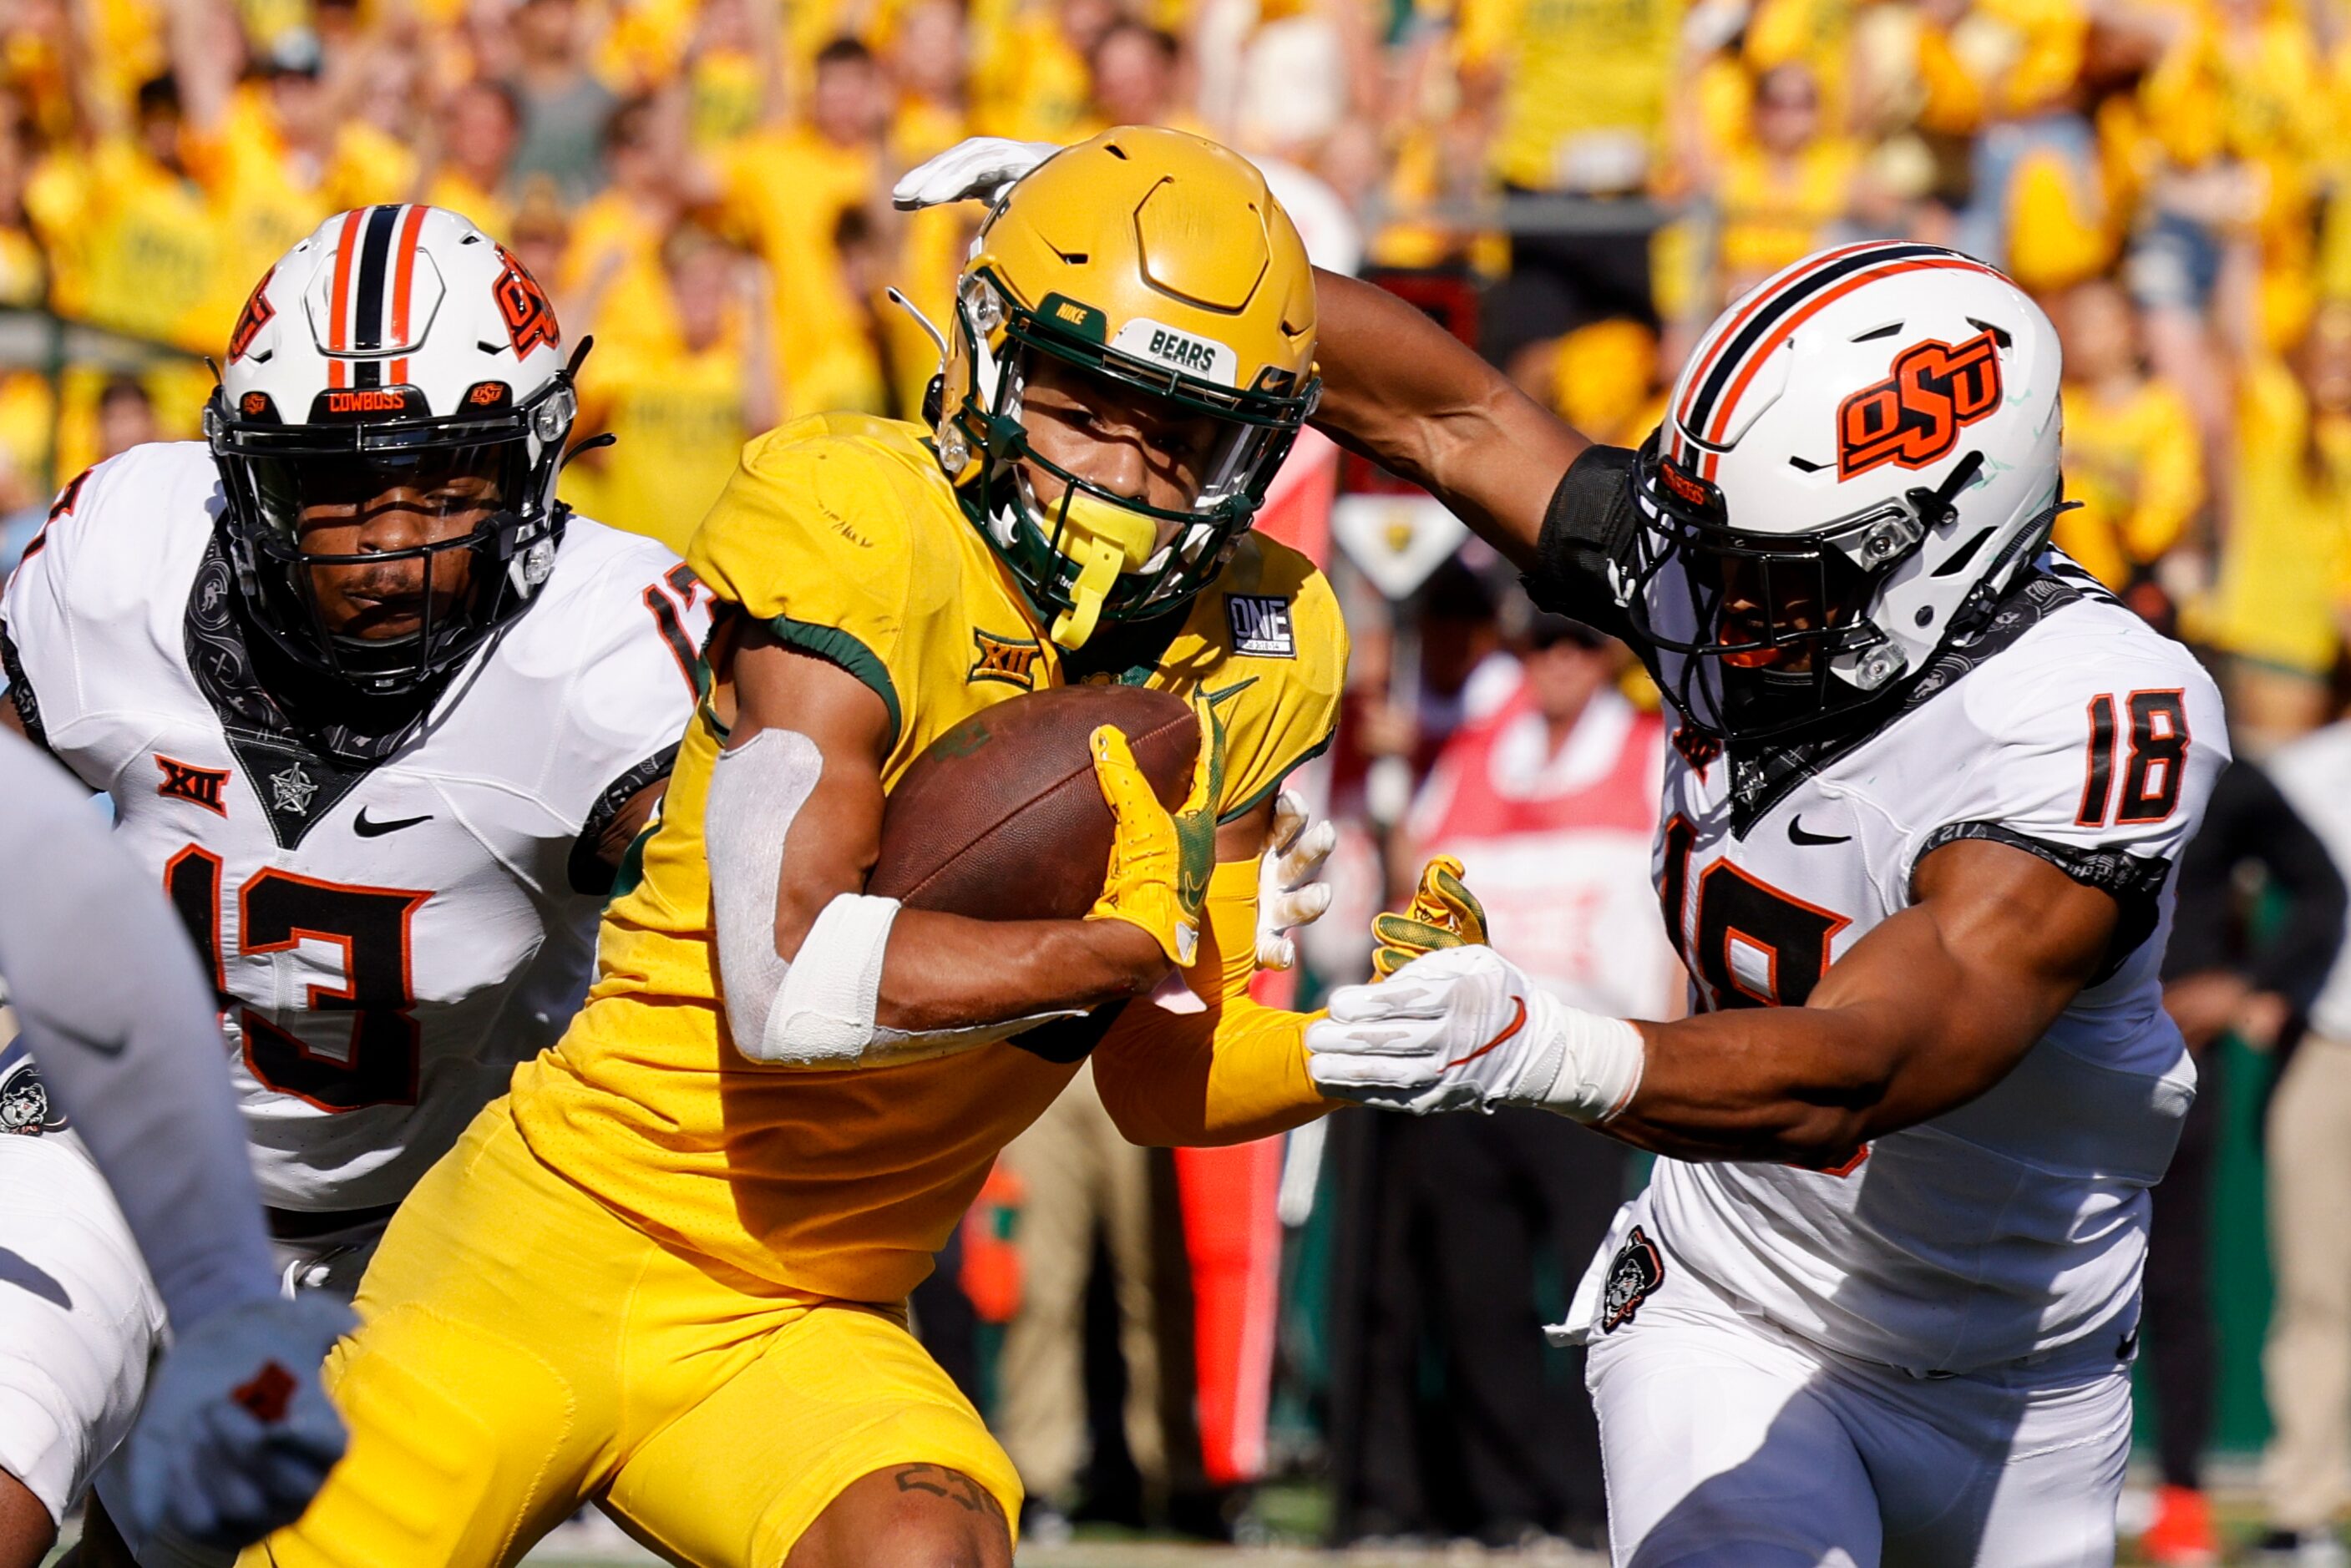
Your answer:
[1836,331,2003,478]
[155,755,231,817]
[968,630,1043,689]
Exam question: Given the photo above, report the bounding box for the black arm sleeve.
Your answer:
[0,731,276,1328]
[567,744,681,896]
[1520,443,1642,644]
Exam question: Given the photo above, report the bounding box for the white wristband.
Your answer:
[1523,998,1646,1123]
[759,892,902,1065]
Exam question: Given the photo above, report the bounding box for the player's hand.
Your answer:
[1306,946,1644,1120]
[1371,855,1488,978]
[1256,789,1335,970]
[891,137,1061,210]
[1087,699,1220,968]
[116,1293,355,1549]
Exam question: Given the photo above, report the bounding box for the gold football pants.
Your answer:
[241,1105,1021,1567]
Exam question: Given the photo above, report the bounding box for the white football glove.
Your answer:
[891,137,1062,211]
[1257,788,1336,970]
[1305,945,1645,1120]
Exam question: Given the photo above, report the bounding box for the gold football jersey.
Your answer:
[508,413,1345,1301]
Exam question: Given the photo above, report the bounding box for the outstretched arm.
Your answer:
[0,732,349,1550]
[1308,839,2120,1167]
[1606,840,2115,1166]
[1308,269,1592,566]
[0,731,275,1324]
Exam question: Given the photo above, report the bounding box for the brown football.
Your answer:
[868,685,1198,920]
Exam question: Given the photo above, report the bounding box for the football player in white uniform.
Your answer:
[1296,243,2226,1567]
[0,205,706,1561]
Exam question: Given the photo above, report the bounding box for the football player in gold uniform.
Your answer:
[244,129,1349,1568]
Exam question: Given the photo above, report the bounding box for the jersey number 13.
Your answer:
[165,847,428,1111]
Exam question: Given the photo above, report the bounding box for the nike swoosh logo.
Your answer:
[1786,816,1850,847]
[1443,996,1528,1070]
[16,1004,125,1056]
[353,807,432,838]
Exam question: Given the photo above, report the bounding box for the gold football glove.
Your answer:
[1371,855,1490,978]
[1087,697,1221,967]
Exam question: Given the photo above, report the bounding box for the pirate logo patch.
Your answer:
[0,1056,62,1137]
[1602,1225,1666,1334]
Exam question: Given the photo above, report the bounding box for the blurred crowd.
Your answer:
[7,0,2351,738]
[8,0,2351,736]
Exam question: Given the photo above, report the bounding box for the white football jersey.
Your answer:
[1,443,709,1211]
[1641,563,2225,1374]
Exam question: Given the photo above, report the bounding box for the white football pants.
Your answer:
[1575,1203,2135,1568]
[0,1132,164,1526]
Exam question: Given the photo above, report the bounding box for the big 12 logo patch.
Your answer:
[1835,331,2002,478]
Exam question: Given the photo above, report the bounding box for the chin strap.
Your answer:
[1046,488,1161,649]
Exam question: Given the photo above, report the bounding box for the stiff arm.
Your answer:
[0,731,276,1327]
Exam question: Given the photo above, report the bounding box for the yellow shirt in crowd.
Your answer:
[723,127,886,418]
[26,139,222,353]
[1455,0,1685,190]
[571,329,752,555]
[2053,378,2204,591]
[2207,357,2351,675]
[1715,138,1862,284]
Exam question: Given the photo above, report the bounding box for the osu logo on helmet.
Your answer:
[491,246,559,356]
[226,268,276,363]
[1836,331,2003,479]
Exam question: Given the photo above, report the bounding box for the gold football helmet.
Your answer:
[932,127,1319,649]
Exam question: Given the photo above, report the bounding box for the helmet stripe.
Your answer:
[388,203,427,386]
[326,208,365,390]
[1681,243,1963,448]
[1673,240,1889,433]
[1696,253,2007,479]
[351,204,402,354]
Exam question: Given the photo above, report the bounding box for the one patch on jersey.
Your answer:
[1111,318,1239,388]
[968,629,1044,689]
[155,754,231,817]
[1601,1225,1666,1333]
[1225,594,1296,659]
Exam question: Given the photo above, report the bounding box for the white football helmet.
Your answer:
[1629,241,2065,743]
[204,205,578,695]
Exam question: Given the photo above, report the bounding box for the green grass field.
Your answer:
[45,1475,2340,1564]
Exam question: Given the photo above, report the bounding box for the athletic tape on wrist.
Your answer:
[762,891,904,1065]
[1524,994,1646,1123]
